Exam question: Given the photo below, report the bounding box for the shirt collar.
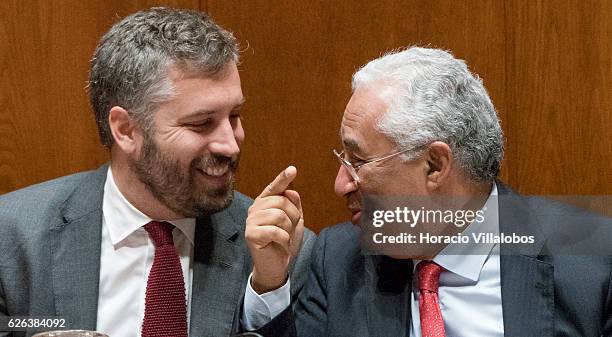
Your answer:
[102,167,196,246]
[415,183,499,282]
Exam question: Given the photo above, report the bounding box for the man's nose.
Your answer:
[334,165,358,197]
[209,119,241,157]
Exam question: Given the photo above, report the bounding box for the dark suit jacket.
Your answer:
[0,165,316,337]
[257,184,612,337]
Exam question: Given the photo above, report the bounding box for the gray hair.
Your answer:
[88,7,239,147]
[352,47,504,183]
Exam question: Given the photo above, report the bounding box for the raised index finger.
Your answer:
[259,166,297,198]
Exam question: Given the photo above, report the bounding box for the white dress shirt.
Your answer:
[244,185,505,336]
[409,184,504,337]
[242,274,292,330]
[96,168,196,337]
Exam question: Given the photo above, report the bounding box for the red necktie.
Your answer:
[142,221,188,337]
[417,261,446,337]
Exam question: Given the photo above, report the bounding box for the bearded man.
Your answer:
[0,7,314,337]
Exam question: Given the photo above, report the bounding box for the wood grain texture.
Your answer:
[1,1,610,233]
[208,0,507,231]
[0,0,200,194]
[503,0,612,194]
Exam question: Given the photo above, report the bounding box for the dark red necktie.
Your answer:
[142,221,188,337]
[417,261,446,337]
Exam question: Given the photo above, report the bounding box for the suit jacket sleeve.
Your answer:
[255,227,330,337]
[288,229,317,302]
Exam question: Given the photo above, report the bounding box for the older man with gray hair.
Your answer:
[0,7,314,337]
[245,47,612,336]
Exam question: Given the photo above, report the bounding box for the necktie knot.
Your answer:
[417,261,444,293]
[144,221,174,247]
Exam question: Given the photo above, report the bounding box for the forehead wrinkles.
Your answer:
[343,86,391,127]
[341,108,367,132]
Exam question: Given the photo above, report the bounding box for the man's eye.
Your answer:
[188,120,213,129]
[346,155,366,166]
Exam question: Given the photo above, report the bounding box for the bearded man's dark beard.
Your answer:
[131,132,239,218]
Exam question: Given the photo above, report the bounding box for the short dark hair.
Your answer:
[88,7,239,147]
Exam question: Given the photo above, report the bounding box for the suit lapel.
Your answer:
[365,255,413,337]
[189,199,248,337]
[497,184,554,337]
[51,165,108,330]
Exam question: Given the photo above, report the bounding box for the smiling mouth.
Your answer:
[196,166,232,187]
[201,165,229,177]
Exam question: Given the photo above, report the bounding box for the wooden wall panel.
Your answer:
[1,1,610,233]
[0,0,200,194]
[503,0,612,194]
[209,0,508,231]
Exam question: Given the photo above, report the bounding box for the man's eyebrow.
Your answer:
[182,98,246,119]
[181,109,215,119]
[342,138,362,153]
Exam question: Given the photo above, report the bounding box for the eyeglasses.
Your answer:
[333,146,422,186]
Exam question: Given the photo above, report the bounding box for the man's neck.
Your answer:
[418,180,495,260]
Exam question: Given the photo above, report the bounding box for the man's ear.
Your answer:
[425,141,453,190]
[108,106,140,155]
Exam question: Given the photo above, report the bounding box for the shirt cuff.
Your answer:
[241,273,291,331]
